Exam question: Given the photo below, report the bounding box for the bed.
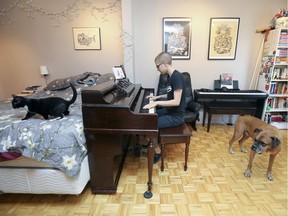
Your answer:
[0,72,115,194]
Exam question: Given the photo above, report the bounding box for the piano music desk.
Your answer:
[159,123,192,172]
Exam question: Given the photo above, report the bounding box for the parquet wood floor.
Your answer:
[0,124,287,216]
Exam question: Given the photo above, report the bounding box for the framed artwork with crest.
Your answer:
[208,18,240,60]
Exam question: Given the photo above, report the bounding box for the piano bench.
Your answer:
[203,101,257,132]
[158,123,192,172]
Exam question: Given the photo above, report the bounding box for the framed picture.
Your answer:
[73,27,101,50]
[163,17,191,60]
[112,65,126,80]
[208,18,240,60]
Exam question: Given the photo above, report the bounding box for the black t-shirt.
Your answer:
[166,70,186,117]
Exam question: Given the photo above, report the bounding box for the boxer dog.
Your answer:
[229,116,281,181]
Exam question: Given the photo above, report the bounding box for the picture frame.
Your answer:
[72,27,101,50]
[163,17,191,60]
[208,18,240,60]
[112,65,126,80]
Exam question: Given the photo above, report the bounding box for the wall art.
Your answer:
[208,18,240,60]
[163,17,191,60]
[73,27,101,50]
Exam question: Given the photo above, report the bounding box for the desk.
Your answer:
[194,89,268,132]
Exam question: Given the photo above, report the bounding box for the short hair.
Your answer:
[155,52,172,65]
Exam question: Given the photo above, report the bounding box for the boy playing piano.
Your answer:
[143,52,186,163]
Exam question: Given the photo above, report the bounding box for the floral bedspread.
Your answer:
[0,87,87,177]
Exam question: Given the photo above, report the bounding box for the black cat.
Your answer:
[12,83,77,120]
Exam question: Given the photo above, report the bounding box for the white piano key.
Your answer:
[149,93,155,113]
[149,108,155,113]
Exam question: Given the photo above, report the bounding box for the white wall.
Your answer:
[126,0,286,90]
[0,0,124,100]
[121,0,286,124]
[0,0,286,125]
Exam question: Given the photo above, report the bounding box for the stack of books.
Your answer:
[21,85,41,94]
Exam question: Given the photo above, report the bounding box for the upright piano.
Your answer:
[81,79,157,196]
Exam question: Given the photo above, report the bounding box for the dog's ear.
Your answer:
[254,128,262,136]
[12,94,16,98]
[271,137,280,148]
[255,129,267,141]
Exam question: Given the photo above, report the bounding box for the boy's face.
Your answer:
[155,62,166,74]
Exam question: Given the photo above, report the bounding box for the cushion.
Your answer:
[45,72,98,91]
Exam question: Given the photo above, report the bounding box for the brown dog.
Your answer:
[229,116,281,181]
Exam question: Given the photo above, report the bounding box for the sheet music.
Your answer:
[112,66,125,80]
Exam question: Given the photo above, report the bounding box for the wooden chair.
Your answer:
[158,123,192,171]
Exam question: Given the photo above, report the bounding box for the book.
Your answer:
[270,114,283,122]
[220,73,233,89]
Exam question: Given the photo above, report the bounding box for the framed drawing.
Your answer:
[163,17,191,60]
[73,27,101,50]
[208,18,240,60]
[112,65,126,80]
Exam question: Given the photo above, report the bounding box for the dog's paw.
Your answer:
[244,170,252,178]
[229,149,235,154]
[267,172,274,181]
[241,148,248,153]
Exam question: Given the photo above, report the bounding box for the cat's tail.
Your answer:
[68,83,77,105]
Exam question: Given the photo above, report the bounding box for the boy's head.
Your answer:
[155,52,172,66]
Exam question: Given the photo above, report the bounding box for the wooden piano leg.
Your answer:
[143,138,154,199]
[202,104,207,127]
[160,143,164,172]
[184,142,189,171]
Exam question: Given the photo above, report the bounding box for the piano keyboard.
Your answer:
[149,93,155,113]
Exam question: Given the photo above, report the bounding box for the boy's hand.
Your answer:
[143,100,156,109]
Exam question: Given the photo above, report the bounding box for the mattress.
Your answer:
[0,155,90,194]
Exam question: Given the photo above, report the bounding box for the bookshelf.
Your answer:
[257,28,288,129]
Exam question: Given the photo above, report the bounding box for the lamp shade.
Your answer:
[40,66,49,75]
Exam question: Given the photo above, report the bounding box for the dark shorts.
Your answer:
[157,108,184,129]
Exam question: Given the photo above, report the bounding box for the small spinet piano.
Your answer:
[81,80,157,196]
[194,89,268,119]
